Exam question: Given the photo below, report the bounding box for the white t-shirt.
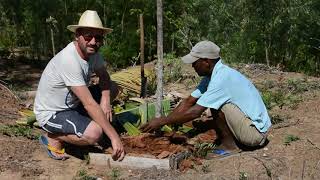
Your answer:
[34,42,105,126]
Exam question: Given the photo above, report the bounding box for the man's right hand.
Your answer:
[140,117,165,133]
[111,138,125,161]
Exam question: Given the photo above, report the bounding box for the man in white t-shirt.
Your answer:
[34,10,125,161]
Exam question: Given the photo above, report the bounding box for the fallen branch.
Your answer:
[250,156,272,180]
[307,138,320,150]
[301,159,306,180]
[0,81,21,102]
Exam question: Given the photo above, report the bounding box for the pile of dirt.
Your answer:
[110,126,217,160]
[0,84,20,124]
[118,133,190,159]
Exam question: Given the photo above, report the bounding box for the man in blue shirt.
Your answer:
[141,41,271,151]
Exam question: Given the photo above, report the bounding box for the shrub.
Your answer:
[284,134,300,145]
[163,53,183,83]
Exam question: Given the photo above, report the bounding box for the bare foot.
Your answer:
[216,138,241,152]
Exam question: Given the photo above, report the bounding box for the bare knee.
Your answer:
[82,122,103,145]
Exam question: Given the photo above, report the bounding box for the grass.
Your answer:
[287,78,309,94]
[258,77,320,111]
[83,154,90,165]
[239,171,248,180]
[0,124,39,139]
[264,80,276,89]
[284,134,300,145]
[108,168,121,180]
[201,164,210,173]
[73,169,97,180]
[271,114,285,125]
[261,90,302,110]
[163,53,183,83]
[194,142,216,158]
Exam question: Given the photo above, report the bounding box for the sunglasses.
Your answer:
[82,33,104,43]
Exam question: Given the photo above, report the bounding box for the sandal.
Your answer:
[39,135,69,160]
[206,149,241,159]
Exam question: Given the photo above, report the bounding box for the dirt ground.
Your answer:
[0,59,320,179]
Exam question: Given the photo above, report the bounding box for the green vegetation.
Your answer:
[123,122,141,136]
[164,53,183,83]
[194,142,216,158]
[261,90,302,110]
[0,124,39,139]
[284,134,300,145]
[201,164,210,173]
[84,154,90,165]
[0,0,318,75]
[260,77,320,111]
[73,169,97,180]
[271,114,285,125]
[286,78,320,94]
[239,171,248,180]
[108,168,121,180]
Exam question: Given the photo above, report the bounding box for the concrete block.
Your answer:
[89,153,170,170]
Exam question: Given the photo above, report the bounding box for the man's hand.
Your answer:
[100,103,113,122]
[111,137,125,161]
[140,118,165,132]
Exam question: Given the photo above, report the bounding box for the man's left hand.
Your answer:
[140,118,165,132]
[100,104,113,122]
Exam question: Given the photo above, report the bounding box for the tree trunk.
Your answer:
[50,28,55,56]
[156,0,164,118]
[265,40,270,67]
[103,3,107,45]
[64,0,67,15]
[140,14,147,98]
[121,2,127,37]
[171,34,174,53]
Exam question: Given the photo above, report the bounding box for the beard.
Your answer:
[79,43,99,56]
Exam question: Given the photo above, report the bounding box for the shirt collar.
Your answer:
[210,59,223,79]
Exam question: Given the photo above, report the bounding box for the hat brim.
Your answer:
[67,25,113,34]
[181,54,199,64]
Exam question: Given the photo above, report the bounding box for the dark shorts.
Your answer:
[41,84,118,137]
[42,108,91,137]
[42,82,119,137]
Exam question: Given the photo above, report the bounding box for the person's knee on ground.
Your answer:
[81,121,103,145]
[236,128,265,147]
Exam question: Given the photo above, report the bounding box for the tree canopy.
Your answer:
[0,0,319,75]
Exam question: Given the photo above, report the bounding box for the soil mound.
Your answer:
[119,133,189,158]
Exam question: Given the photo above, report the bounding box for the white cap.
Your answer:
[181,41,220,64]
[67,10,113,34]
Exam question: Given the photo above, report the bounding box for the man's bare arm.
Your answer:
[71,85,124,160]
[141,96,206,132]
[162,102,206,126]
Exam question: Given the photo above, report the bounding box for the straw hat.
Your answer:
[67,10,113,34]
